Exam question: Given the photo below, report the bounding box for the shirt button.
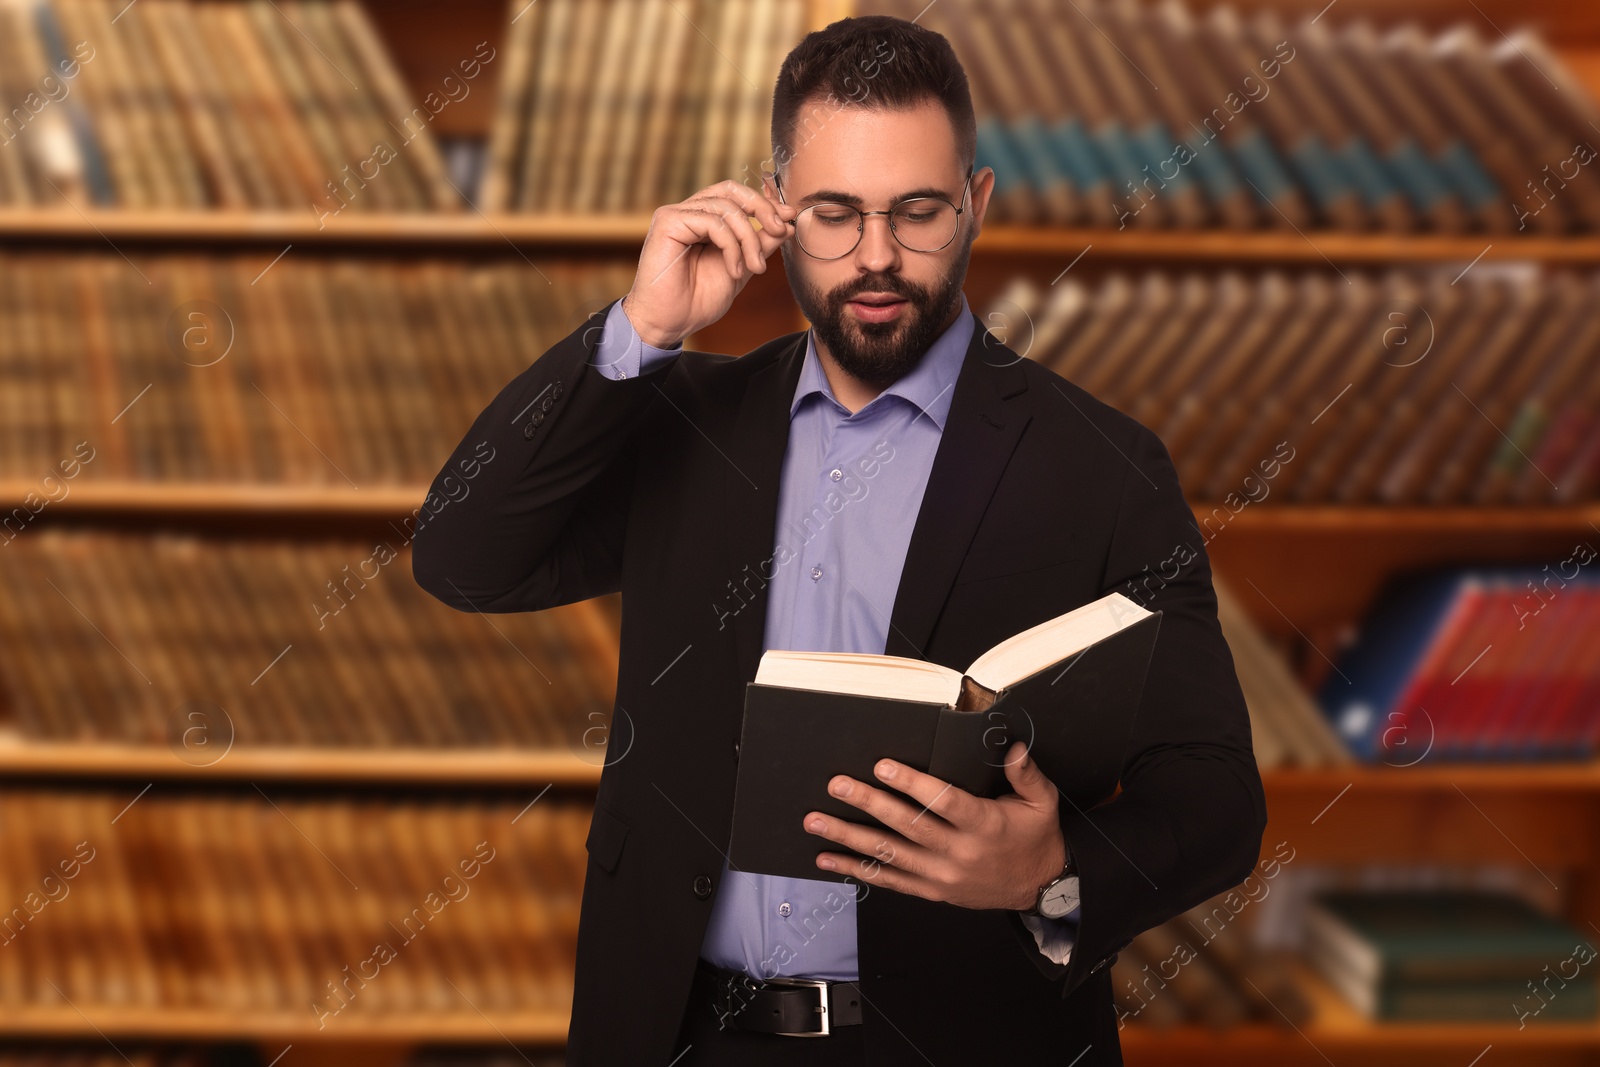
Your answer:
[829,468,842,481]
[778,901,792,917]
[810,565,823,581]
[693,874,713,899]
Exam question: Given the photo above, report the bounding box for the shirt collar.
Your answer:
[789,292,973,431]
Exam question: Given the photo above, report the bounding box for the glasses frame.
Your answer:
[773,165,973,260]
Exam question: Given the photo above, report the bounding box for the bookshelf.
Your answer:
[0,0,1597,1064]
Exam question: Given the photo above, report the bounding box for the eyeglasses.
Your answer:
[774,167,972,259]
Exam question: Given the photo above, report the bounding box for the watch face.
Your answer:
[1039,875,1080,919]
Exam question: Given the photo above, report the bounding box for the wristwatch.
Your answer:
[1027,852,1080,919]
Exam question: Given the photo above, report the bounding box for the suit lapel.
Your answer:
[726,333,807,687]
[724,321,1032,683]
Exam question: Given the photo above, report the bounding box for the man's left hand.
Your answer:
[804,741,1068,912]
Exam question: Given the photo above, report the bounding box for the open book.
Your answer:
[754,591,1155,711]
[729,591,1164,882]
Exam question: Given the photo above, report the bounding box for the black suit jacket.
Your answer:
[412,296,1268,1065]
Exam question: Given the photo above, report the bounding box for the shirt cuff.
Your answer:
[1018,909,1079,966]
[592,298,682,380]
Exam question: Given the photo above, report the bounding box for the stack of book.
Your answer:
[0,0,457,211]
[1304,889,1599,1021]
[0,252,633,486]
[888,0,1599,232]
[0,529,618,749]
[1214,574,1351,769]
[480,0,808,212]
[1319,565,1600,762]
[0,787,589,1017]
[1112,889,1313,1029]
[986,268,1600,505]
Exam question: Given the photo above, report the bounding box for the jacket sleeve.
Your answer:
[1009,423,1269,997]
[410,296,680,613]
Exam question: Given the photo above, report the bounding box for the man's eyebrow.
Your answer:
[794,186,958,207]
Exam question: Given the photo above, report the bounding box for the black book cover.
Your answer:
[727,611,1163,882]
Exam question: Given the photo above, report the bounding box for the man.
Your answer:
[412,14,1265,1066]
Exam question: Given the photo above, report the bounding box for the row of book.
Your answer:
[1215,574,1351,769]
[480,0,807,212]
[0,1049,564,1065]
[991,267,1600,505]
[0,788,588,1014]
[5,250,1598,507]
[0,253,633,485]
[0,0,455,211]
[893,0,1599,233]
[1112,885,1313,1029]
[1322,566,1600,762]
[0,529,617,748]
[1305,889,1597,1021]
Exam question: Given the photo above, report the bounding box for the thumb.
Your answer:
[1003,741,1051,801]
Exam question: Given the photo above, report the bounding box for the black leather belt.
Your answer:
[696,958,863,1036]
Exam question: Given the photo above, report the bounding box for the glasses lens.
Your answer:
[891,198,959,252]
[794,205,861,259]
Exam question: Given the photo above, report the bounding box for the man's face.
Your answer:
[765,99,991,390]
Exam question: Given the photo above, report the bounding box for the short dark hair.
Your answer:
[769,14,976,184]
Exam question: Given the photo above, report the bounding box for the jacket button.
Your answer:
[532,411,545,427]
[523,422,535,439]
[732,739,740,759]
[693,874,713,899]
[541,394,554,412]
[552,381,563,399]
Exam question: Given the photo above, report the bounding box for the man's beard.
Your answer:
[784,236,971,391]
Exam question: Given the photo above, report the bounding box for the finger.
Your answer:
[870,759,985,831]
[815,845,936,900]
[804,814,935,879]
[665,204,751,280]
[700,179,795,241]
[1002,741,1057,804]
[822,775,954,850]
[683,193,768,273]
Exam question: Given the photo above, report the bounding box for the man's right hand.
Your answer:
[620,179,799,349]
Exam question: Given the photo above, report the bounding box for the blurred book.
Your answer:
[1112,889,1313,1030]
[480,0,808,212]
[0,787,588,1017]
[982,268,1600,505]
[0,252,632,487]
[1318,565,1600,762]
[0,529,618,750]
[0,0,456,211]
[1304,889,1599,1021]
[882,0,1600,233]
[1214,573,1352,770]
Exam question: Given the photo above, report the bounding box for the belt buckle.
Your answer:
[764,975,830,1036]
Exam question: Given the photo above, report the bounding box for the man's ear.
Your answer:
[969,165,996,237]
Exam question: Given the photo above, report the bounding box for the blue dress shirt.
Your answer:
[591,295,1079,979]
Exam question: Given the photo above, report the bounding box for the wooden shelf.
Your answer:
[0,1006,570,1043]
[7,208,1600,263]
[12,482,1596,533]
[0,740,604,785]
[1121,960,1600,1065]
[0,481,426,517]
[1,735,1592,796]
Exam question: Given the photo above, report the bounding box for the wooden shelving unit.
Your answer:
[3,0,1598,1064]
